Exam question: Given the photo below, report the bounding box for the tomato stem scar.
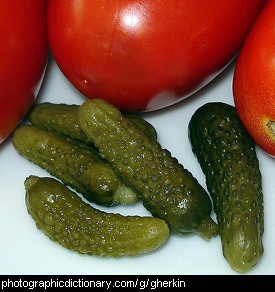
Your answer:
[267,120,275,141]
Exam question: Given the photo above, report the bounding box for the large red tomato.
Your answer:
[233,0,275,157]
[48,0,265,112]
[0,0,48,144]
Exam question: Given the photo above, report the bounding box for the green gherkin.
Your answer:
[188,102,264,273]
[25,176,169,257]
[12,125,137,206]
[28,102,157,144]
[78,99,218,240]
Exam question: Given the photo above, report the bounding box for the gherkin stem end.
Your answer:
[195,216,219,240]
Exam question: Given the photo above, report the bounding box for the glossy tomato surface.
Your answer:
[233,0,275,157]
[48,0,265,112]
[0,0,48,144]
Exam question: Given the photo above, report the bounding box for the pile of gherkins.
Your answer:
[12,99,264,273]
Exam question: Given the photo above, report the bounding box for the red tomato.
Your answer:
[48,0,265,112]
[0,0,48,144]
[233,0,275,157]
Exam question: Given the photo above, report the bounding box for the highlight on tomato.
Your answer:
[47,0,265,112]
[0,0,48,144]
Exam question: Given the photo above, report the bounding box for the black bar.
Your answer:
[0,275,273,290]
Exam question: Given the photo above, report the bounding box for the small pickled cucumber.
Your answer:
[28,102,157,145]
[78,99,218,240]
[188,102,264,273]
[12,125,137,206]
[25,176,169,257]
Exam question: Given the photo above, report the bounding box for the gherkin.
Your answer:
[78,98,218,240]
[25,176,169,257]
[28,102,157,145]
[188,102,264,273]
[12,125,137,206]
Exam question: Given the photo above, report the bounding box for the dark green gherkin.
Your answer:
[188,102,264,273]
[78,99,218,240]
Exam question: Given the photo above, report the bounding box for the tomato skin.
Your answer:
[233,0,275,157]
[48,0,265,112]
[0,0,48,144]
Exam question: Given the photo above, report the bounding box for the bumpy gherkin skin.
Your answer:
[188,102,264,273]
[78,99,218,240]
[28,102,157,144]
[25,176,169,257]
[12,125,137,206]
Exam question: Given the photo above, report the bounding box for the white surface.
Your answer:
[0,57,274,275]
